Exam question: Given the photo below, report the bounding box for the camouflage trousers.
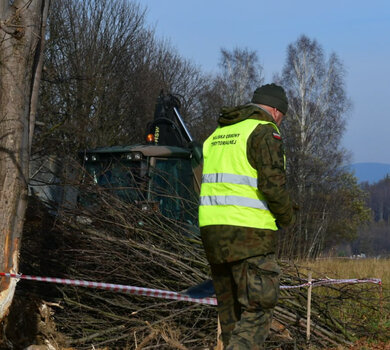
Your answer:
[210,254,280,350]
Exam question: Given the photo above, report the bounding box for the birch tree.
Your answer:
[0,0,49,320]
[192,47,265,141]
[277,35,354,258]
[215,47,264,107]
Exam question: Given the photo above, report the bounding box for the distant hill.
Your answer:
[348,162,390,184]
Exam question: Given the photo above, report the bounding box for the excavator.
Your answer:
[79,92,202,227]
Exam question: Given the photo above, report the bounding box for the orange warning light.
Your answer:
[146,133,155,143]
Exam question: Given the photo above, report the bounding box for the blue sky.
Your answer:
[141,0,390,164]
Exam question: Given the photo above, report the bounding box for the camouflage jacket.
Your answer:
[201,104,295,264]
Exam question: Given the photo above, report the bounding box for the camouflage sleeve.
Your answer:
[248,125,295,228]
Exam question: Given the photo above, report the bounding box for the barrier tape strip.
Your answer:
[280,278,382,290]
[0,272,382,306]
[0,272,217,306]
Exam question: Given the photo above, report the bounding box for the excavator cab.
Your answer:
[79,93,202,226]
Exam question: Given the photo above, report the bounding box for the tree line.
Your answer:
[352,176,390,256]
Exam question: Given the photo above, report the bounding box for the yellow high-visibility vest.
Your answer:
[199,119,282,230]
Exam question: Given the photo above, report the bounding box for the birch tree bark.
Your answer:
[0,0,49,320]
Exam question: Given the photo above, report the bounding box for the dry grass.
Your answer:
[298,258,390,348]
[304,258,390,285]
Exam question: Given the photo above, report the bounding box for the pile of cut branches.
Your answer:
[15,181,386,349]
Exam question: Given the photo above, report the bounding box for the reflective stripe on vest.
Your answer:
[200,195,270,210]
[202,173,258,187]
[199,118,281,230]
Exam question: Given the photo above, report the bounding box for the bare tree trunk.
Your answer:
[0,0,49,321]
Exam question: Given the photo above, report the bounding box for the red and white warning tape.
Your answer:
[0,272,217,305]
[0,272,381,306]
[280,278,382,290]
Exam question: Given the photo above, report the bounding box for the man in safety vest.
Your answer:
[199,83,296,349]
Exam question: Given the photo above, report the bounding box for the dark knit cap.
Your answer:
[251,83,288,115]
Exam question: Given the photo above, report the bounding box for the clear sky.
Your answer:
[141,0,390,164]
